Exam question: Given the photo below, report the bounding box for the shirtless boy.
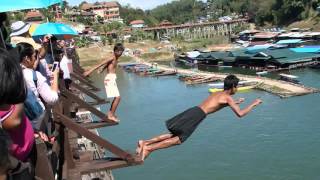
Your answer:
[83,43,124,122]
[137,74,262,160]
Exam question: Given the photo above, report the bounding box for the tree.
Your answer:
[40,8,55,22]
[79,1,88,9]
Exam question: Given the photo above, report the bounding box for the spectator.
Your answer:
[17,42,59,108]
[0,48,34,161]
[0,128,10,180]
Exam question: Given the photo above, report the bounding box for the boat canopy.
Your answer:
[279,73,298,79]
[276,39,303,44]
[290,48,320,53]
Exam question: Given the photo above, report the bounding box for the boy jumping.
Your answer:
[137,74,262,160]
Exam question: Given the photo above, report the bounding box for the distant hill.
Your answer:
[121,0,320,29]
[120,0,206,26]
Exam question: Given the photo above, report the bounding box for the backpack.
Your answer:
[24,70,45,131]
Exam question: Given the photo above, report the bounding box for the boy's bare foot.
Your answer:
[107,112,120,123]
[141,145,151,161]
[136,140,145,154]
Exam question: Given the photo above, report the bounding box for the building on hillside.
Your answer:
[81,1,123,23]
[65,7,80,22]
[81,11,95,22]
[52,4,63,19]
[130,20,145,28]
[25,10,44,23]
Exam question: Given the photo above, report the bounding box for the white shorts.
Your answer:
[104,74,120,98]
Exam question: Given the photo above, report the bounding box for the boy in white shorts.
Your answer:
[83,43,124,122]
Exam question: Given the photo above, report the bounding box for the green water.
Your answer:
[88,67,320,180]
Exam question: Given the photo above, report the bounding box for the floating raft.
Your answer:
[185,76,220,85]
[122,63,178,77]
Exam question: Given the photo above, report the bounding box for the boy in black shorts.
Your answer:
[137,75,262,161]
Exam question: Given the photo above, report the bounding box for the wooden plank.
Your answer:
[76,159,143,174]
[79,151,95,162]
[71,82,106,102]
[87,100,108,106]
[71,72,93,84]
[64,129,76,169]
[70,73,99,91]
[34,141,55,180]
[81,121,114,129]
[72,62,85,73]
[61,89,114,123]
[54,111,133,161]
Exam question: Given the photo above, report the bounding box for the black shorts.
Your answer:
[166,106,206,143]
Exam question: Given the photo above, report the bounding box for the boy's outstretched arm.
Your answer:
[227,96,262,118]
[83,58,113,77]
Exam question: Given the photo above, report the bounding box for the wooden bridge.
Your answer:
[142,19,249,40]
[31,56,142,180]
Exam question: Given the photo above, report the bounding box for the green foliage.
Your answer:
[120,0,206,26]
[75,15,92,25]
[228,0,318,26]
[79,1,88,9]
[74,36,91,48]
[120,5,152,25]
[40,8,55,22]
[150,0,206,24]
[8,12,24,22]
[108,36,113,45]
[101,35,107,46]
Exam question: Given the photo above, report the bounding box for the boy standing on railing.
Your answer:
[83,43,124,122]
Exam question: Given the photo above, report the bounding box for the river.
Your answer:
[88,66,320,180]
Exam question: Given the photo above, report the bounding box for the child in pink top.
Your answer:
[0,105,34,161]
[0,48,34,161]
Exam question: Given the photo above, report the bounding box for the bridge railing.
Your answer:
[32,58,142,180]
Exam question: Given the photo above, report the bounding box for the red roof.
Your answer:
[81,1,119,10]
[130,20,144,25]
[81,3,92,10]
[101,1,119,7]
[25,11,44,19]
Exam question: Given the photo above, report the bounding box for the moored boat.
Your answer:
[209,85,255,93]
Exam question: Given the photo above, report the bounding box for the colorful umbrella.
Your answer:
[32,23,78,36]
[29,23,39,35]
[0,0,62,12]
[32,22,78,41]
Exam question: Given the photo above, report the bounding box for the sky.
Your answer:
[67,0,175,10]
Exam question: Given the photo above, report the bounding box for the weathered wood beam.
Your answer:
[54,111,132,161]
[60,89,114,124]
[76,159,143,175]
[70,82,106,103]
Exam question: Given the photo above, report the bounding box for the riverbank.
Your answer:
[129,56,319,98]
[76,40,236,70]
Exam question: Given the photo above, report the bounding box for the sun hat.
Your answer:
[10,21,31,37]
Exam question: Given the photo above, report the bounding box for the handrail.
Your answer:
[54,111,138,163]
[31,52,143,180]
